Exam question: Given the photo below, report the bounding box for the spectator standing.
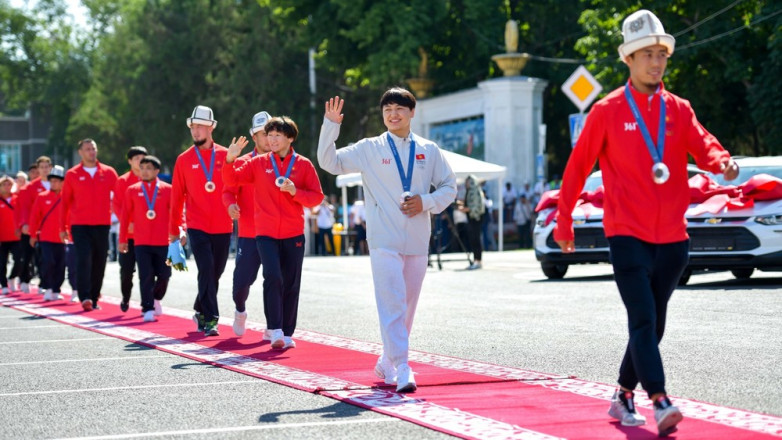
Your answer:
[461,175,484,270]
[169,105,234,336]
[350,199,367,255]
[313,197,335,255]
[514,194,534,249]
[553,9,739,436]
[60,139,119,311]
[113,146,148,312]
[502,181,517,222]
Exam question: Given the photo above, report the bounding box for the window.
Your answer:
[0,144,21,175]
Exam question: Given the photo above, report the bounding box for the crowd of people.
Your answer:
[0,9,741,434]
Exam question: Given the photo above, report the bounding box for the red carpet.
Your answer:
[2,291,780,440]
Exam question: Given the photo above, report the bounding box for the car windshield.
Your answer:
[707,165,782,186]
[583,175,603,192]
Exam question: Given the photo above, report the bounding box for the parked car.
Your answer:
[533,165,706,280]
[682,156,782,283]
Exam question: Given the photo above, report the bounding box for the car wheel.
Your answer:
[678,269,692,286]
[541,263,568,279]
[730,268,754,279]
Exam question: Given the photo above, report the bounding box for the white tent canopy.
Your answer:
[335,150,508,251]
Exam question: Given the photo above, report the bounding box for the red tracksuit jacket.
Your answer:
[120,180,172,247]
[169,144,233,237]
[16,178,47,229]
[554,81,731,244]
[222,151,258,239]
[29,190,63,243]
[114,171,140,240]
[0,194,18,242]
[60,162,119,229]
[222,149,324,240]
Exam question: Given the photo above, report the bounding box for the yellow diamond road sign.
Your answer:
[562,65,602,112]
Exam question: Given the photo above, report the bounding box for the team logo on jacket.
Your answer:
[265,168,274,174]
[192,164,199,169]
[624,122,637,131]
[382,158,391,165]
[79,176,86,181]
[415,153,426,166]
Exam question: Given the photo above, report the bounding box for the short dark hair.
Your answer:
[265,116,298,141]
[380,87,416,110]
[78,138,96,149]
[140,155,162,170]
[126,146,148,160]
[28,163,38,171]
[36,156,52,166]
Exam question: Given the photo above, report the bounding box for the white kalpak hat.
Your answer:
[186,105,218,128]
[249,111,271,136]
[618,9,675,59]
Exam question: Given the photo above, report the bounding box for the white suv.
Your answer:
[682,156,782,283]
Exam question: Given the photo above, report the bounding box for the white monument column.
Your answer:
[478,76,548,190]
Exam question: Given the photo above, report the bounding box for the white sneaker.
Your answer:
[70,290,78,302]
[154,299,163,316]
[21,282,30,293]
[608,390,647,426]
[42,289,53,301]
[374,355,397,385]
[269,329,284,349]
[395,363,417,393]
[283,336,296,349]
[11,278,20,291]
[262,329,272,341]
[143,310,156,322]
[467,262,482,270]
[1,287,8,295]
[49,292,61,301]
[232,311,247,336]
[654,397,682,437]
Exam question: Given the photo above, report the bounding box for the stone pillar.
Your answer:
[477,76,548,190]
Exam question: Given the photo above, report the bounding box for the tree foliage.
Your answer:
[1,0,778,181]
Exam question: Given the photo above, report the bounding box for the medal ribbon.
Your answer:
[141,180,158,214]
[625,84,666,164]
[194,146,216,183]
[387,133,416,193]
[271,151,297,181]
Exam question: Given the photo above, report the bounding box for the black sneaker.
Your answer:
[654,396,682,437]
[120,301,129,313]
[204,319,219,336]
[193,313,205,332]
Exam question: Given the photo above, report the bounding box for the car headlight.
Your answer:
[754,214,782,225]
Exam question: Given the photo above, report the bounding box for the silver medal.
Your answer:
[399,191,413,205]
[652,162,670,184]
[204,181,216,192]
[146,210,156,220]
[275,176,286,187]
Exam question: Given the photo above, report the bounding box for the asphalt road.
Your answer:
[1,250,780,439]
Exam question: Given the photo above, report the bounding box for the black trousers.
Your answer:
[467,217,483,261]
[66,243,77,291]
[232,237,262,313]
[256,235,305,336]
[71,225,110,304]
[18,233,35,283]
[118,239,136,302]
[135,245,171,313]
[0,240,21,288]
[39,241,65,293]
[188,229,231,321]
[608,235,689,398]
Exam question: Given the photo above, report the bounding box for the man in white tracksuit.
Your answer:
[318,88,456,393]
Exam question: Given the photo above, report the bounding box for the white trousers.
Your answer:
[369,248,428,367]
